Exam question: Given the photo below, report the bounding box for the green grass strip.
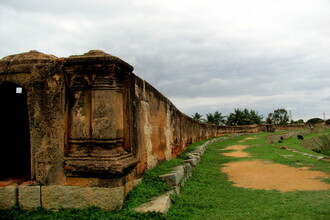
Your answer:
[166,132,330,220]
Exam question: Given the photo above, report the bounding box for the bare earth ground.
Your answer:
[244,137,258,140]
[222,151,250,158]
[221,144,330,192]
[238,137,257,143]
[222,145,250,158]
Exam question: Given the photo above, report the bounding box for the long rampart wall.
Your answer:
[0,50,309,210]
[129,73,308,174]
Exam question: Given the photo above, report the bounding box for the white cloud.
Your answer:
[1,0,329,120]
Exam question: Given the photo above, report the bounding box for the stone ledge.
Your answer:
[184,158,199,166]
[18,185,41,210]
[159,166,184,186]
[0,185,17,210]
[42,185,124,211]
[134,191,175,214]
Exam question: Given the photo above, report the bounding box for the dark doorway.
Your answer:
[0,83,31,181]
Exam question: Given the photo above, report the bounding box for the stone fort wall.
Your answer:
[0,50,307,210]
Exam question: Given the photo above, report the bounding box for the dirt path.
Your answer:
[222,145,250,158]
[238,137,257,143]
[221,140,330,192]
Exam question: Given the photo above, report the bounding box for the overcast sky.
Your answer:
[1,0,329,121]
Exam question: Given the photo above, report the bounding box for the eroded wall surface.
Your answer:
[0,50,308,210]
[0,51,66,185]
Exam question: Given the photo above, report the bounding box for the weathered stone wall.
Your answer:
[131,77,267,174]
[301,133,330,153]
[129,75,308,174]
[0,51,66,185]
[0,50,309,210]
[272,124,310,132]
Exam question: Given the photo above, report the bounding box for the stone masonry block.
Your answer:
[196,145,206,152]
[172,166,184,173]
[0,186,17,209]
[183,163,192,174]
[159,173,179,186]
[193,149,204,156]
[135,191,174,214]
[187,153,200,161]
[159,167,184,186]
[42,185,124,210]
[18,185,41,210]
[187,154,201,165]
[184,158,198,166]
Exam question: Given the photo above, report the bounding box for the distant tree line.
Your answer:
[192,108,263,125]
[192,108,328,126]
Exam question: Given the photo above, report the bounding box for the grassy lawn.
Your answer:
[1,131,329,219]
[167,132,330,220]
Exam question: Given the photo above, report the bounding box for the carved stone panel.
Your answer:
[92,86,116,140]
[65,63,137,177]
[69,77,91,140]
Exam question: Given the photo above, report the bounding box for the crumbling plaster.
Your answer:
[0,50,308,210]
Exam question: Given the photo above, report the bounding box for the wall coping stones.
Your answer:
[66,50,134,71]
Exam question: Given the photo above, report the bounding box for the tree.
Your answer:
[206,111,225,125]
[325,119,330,126]
[191,113,204,122]
[226,108,263,126]
[290,119,304,124]
[248,109,263,124]
[266,109,289,125]
[306,118,324,124]
[296,119,304,124]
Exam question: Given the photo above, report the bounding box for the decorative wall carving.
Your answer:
[63,51,138,177]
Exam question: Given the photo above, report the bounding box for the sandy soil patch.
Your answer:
[223,145,251,158]
[222,151,250,158]
[238,137,257,143]
[221,160,330,192]
[224,145,250,151]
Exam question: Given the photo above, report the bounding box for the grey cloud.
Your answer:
[321,97,330,102]
[1,0,329,121]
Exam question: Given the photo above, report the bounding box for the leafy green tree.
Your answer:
[290,119,304,124]
[296,119,304,124]
[206,111,225,125]
[248,109,263,124]
[266,109,289,125]
[306,118,324,124]
[227,109,246,126]
[325,119,330,125]
[191,113,204,122]
[226,108,263,126]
